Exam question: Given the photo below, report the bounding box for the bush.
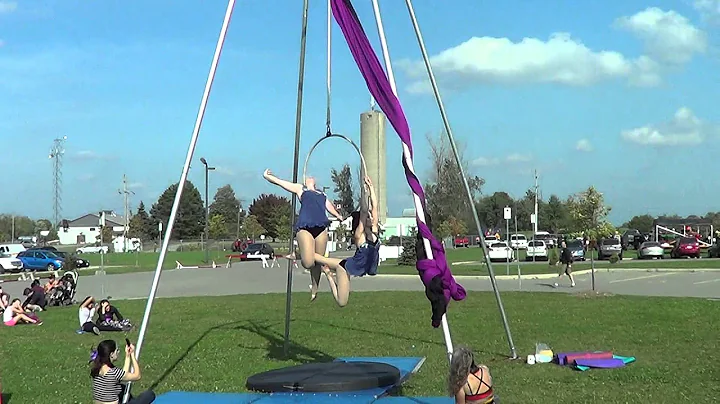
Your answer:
[548,249,559,266]
[609,252,620,264]
[63,254,79,271]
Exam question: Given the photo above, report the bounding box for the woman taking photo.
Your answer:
[90,339,155,404]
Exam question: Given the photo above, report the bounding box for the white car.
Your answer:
[526,240,548,260]
[488,242,514,262]
[510,234,528,250]
[0,252,24,273]
[76,245,109,254]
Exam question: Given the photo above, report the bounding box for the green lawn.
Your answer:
[0,292,718,403]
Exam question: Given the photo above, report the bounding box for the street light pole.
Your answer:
[200,157,215,263]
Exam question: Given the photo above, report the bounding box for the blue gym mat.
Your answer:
[154,357,453,403]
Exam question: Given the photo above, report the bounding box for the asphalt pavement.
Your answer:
[1,259,718,302]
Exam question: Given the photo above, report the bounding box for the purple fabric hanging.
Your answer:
[331,0,466,327]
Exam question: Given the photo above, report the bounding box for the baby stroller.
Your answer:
[47,271,78,306]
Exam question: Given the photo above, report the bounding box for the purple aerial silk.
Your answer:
[331,0,466,326]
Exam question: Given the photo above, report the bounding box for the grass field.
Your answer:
[0,291,717,403]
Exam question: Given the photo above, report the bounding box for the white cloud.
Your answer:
[401,33,658,93]
[694,0,720,22]
[128,182,145,190]
[576,139,593,152]
[74,150,116,161]
[214,166,235,176]
[0,1,17,14]
[473,153,532,166]
[621,107,711,146]
[401,8,705,93]
[615,7,707,65]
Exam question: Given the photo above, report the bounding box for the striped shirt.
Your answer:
[92,367,125,402]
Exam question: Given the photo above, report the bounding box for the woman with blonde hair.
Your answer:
[448,346,495,403]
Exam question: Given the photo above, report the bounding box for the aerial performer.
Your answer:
[262,169,344,300]
[313,175,379,307]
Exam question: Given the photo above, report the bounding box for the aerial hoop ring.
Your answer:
[303,133,370,213]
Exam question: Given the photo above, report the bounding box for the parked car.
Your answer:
[670,237,701,259]
[487,242,514,262]
[708,243,720,258]
[52,251,91,268]
[16,250,64,271]
[526,240,548,260]
[566,240,586,261]
[637,241,665,259]
[241,243,275,261]
[454,235,469,248]
[621,229,642,250]
[76,245,109,254]
[510,234,528,250]
[598,238,623,260]
[0,252,23,273]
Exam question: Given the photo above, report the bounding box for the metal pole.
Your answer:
[515,210,521,289]
[405,0,517,359]
[121,0,235,401]
[204,164,210,263]
[283,0,310,357]
[505,218,509,276]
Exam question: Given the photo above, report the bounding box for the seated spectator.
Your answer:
[3,298,42,326]
[448,346,495,404]
[0,285,9,313]
[97,299,132,332]
[89,339,155,404]
[44,274,61,293]
[23,280,48,312]
[78,296,101,335]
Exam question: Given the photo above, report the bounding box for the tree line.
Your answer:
[4,132,719,244]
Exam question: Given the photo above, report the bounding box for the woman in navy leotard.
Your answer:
[263,169,343,299]
[313,176,380,307]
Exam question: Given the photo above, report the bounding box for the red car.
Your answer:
[670,237,701,258]
[454,235,469,248]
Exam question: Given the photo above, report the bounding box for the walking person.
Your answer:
[554,241,576,288]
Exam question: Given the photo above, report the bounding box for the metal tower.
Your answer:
[49,136,67,228]
[118,174,135,252]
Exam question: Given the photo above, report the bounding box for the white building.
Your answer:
[58,211,126,246]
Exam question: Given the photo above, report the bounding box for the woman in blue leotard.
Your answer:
[263,169,343,300]
[313,176,380,307]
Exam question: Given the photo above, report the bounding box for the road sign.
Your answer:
[504,207,512,220]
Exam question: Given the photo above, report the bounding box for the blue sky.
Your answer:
[2,0,719,225]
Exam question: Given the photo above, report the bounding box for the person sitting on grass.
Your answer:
[308,175,380,307]
[79,296,101,335]
[90,339,156,404]
[448,346,495,404]
[0,285,9,313]
[96,299,132,332]
[44,273,61,293]
[22,280,47,312]
[3,298,42,326]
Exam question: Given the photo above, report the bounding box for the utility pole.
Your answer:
[11,215,15,242]
[534,169,539,236]
[236,198,245,239]
[118,174,135,253]
[200,157,215,263]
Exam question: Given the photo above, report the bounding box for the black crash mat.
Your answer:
[246,361,401,393]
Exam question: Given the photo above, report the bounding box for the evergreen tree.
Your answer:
[149,181,205,239]
[209,184,243,237]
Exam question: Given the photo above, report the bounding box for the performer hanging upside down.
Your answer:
[263,169,343,300]
[312,176,380,307]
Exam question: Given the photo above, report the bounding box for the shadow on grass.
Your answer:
[298,319,505,359]
[234,320,335,363]
[1,393,11,404]
[148,320,247,391]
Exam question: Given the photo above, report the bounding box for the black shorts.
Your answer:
[298,226,326,239]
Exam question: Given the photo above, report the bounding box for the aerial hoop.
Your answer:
[302,132,370,213]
